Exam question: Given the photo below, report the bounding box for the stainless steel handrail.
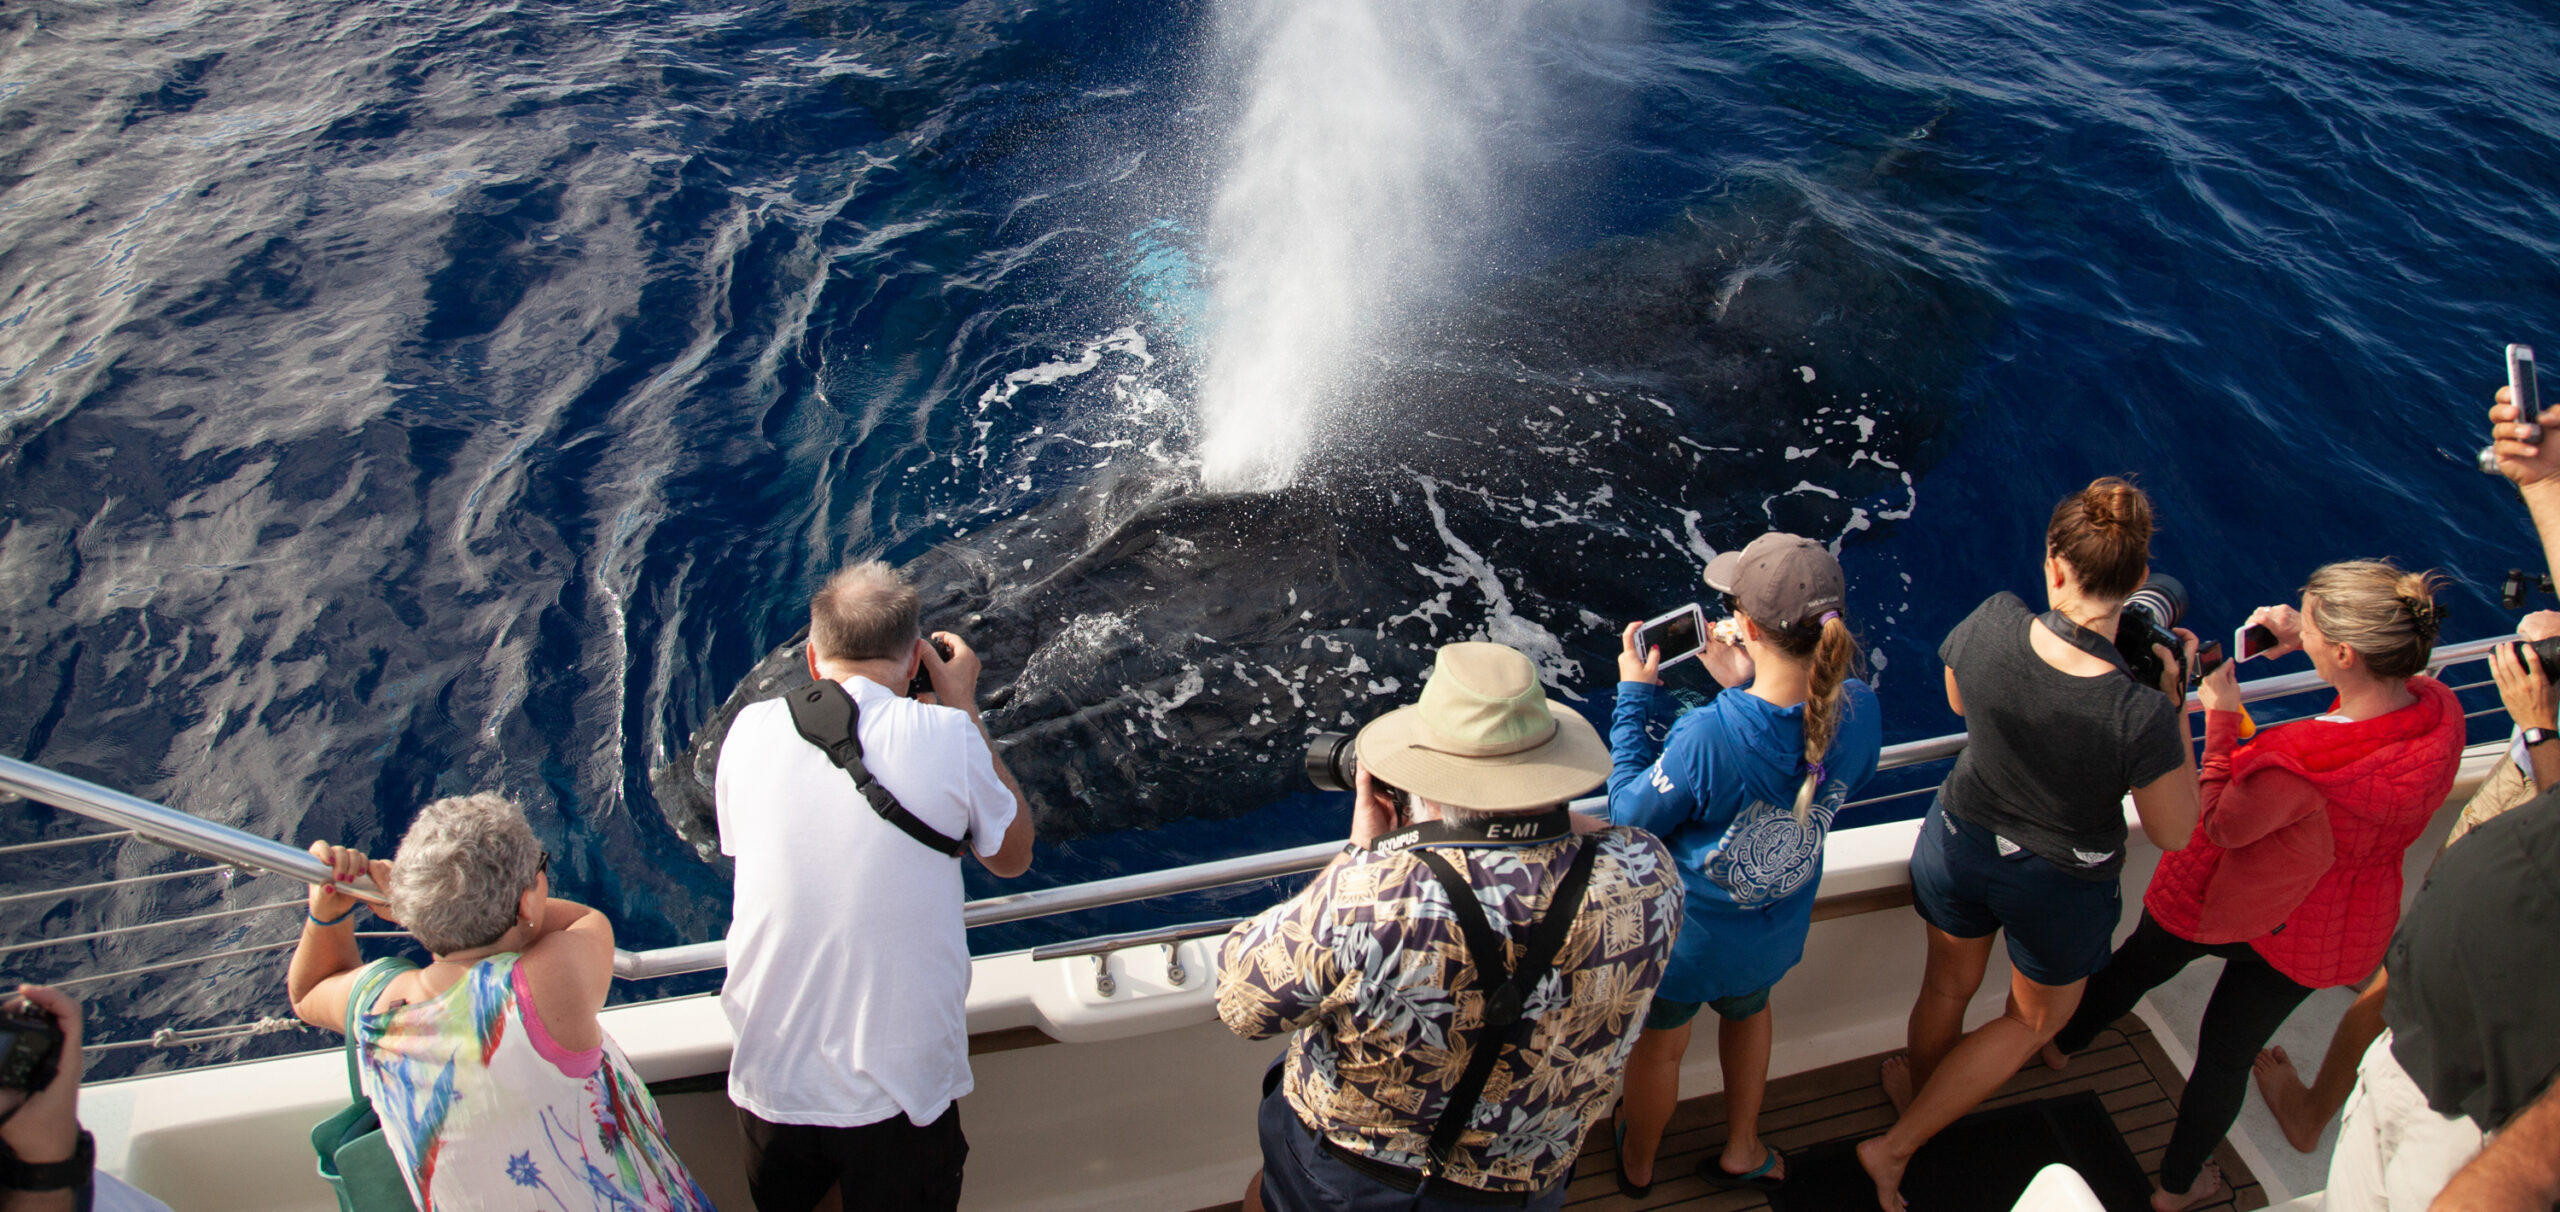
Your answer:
[4,633,2523,989]
[0,756,328,881]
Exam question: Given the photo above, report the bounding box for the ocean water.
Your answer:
[3,0,2557,1075]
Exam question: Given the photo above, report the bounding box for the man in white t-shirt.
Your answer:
[716,560,1033,1212]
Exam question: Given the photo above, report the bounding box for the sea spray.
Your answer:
[1195,0,1632,493]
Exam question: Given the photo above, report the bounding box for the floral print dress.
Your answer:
[352,955,714,1212]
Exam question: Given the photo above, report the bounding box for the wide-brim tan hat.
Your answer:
[1354,641,1611,812]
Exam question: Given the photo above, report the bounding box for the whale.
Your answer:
[651,130,1997,857]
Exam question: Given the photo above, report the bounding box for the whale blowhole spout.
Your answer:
[1194,0,1631,494]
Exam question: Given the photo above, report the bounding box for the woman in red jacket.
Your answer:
[2038,560,2466,1212]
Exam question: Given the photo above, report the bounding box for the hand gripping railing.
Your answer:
[0,633,2524,992]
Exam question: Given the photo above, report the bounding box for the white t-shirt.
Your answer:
[716,674,1019,1128]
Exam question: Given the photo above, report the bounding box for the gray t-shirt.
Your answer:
[1937,592,2185,880]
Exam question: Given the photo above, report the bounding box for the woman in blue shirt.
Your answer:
[1607,533,1884,1196]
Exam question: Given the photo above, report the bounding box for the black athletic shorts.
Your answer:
[736,1102,967,1212]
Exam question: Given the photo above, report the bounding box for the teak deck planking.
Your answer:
[1195,1016,2269,1212]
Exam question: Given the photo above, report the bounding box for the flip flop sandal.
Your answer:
[1613,1117,1654,1199]
[1698,1143,1788,1191]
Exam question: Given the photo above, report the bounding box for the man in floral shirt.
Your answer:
[1217,642,1683,1210]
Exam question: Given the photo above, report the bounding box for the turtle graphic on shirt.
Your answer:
[1701,785,1848,906]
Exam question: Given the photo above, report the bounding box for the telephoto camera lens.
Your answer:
[1304,731,1359,793]
[2515,638,2560,683]
[2121,574,2189,632]
[2116,574,2192,689]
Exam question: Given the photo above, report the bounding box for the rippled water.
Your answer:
[4,0,2557,1073]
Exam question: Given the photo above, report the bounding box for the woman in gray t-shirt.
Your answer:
[1855,477,2201,1212]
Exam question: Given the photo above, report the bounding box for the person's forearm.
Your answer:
[2431,1079,2560,1210]
[974,718,1030,818]
[1,1186,79,1211]
[2522,482,2560,586]
[286,916,363,1005]
[2529,743,2560,794]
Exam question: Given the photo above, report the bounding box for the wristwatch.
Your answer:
[0,1127,94,1193]
[2523,728,2560,750]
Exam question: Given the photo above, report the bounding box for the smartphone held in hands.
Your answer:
[1638,603,1709,667]
[2236,623,2279,662]
[2513,343,2540,422]
[0,999,62,1093]
[2482,344,2541,473]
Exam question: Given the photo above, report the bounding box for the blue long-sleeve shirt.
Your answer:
[1607,677,1883,1003]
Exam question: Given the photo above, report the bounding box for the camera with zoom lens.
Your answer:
[1305,731,1359,793]
[1305,730,1413,824]
[907,635,954,699]
[2116,574,2224,691]
[2508,637,2560,683]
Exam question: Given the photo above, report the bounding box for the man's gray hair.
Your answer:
[1422,800,1562,833]
[810,561,921,663]
[390,793,542,955]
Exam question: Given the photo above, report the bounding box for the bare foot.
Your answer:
[1855,1135,1909,1212]
[1881,1053,1917,1113]
[2039,1039,2069,1071]
[2150,1163,2224,1212]
[2253,1046,2325,1154]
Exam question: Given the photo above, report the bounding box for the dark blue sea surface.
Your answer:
[3,0,2556,1075]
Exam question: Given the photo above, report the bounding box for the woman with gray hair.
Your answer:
[287,793,712,1211]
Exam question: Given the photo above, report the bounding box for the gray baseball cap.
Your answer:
[1703,533,1846,629]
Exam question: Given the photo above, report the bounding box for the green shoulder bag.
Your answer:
[309,958,421,1212]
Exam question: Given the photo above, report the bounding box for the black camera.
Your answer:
[1305,731,1417,829]
[2116,574,2224,691]
[1305,731,1359,793]
[0,1001,63,1093]
[908,636,955,699]
[2507,638,2560,682]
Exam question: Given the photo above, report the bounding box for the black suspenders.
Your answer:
[1407,841,1601,1181]
[783,680,969,858]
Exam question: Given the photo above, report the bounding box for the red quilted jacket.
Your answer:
[2144,676,2465,988]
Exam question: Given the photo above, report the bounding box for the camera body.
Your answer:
[0,1003,62,1093]
[2114,574,2224,690]
[907,636,955,698]
[2511,638,2560,683]
[2115,575,2190,690]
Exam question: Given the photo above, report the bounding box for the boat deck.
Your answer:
[1204,1015,2268,1212]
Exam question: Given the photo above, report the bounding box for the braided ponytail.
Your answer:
[1768,611,1866,823]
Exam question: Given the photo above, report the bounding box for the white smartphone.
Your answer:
[1638,603,1709,667]
[2483,344,2541,473]
[2235,622,2280,663]
[2513,343,2540,426]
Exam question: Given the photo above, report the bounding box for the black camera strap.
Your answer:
[1364,808,1573,855]
[1408,838,1599,1181]
[2039,609,2133,673]
[784,680,968,858]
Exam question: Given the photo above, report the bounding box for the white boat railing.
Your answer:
[0,633,2521,1050]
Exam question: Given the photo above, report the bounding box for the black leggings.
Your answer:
[2050,910,2315,1194]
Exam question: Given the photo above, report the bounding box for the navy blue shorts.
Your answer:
[1255,1071,1565,1211]
[1908,799,2122,987]
[1642,983,1771,1032]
